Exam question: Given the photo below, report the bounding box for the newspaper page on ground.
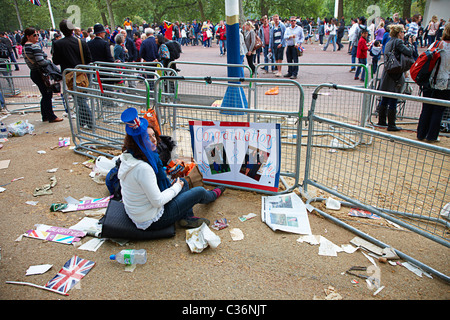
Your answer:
[261,192,312,235]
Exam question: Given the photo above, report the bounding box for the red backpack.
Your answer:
[410,41,442,89]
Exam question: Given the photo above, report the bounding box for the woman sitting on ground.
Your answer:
[118,108,225,230]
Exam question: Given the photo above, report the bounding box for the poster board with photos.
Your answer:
[189,121,281,192]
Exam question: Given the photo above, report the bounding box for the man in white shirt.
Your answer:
[283,16,304,79]
[348,18,359,71]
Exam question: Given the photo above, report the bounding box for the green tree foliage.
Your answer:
[0,0,424,32]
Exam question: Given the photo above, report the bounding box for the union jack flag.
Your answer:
[45,255,95,294]
[28,0,42,6]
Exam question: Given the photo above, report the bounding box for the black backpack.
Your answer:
[165,40,181,60]
[0,41,9,59]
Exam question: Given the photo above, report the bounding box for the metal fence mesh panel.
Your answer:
[304,84,450,245]
[156,77,303,193]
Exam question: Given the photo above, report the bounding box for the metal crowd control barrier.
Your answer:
[303,83,450,282]
[63,64,160,158]
[0,60,64,113]
[154,76,304,194]
[168,61,254,79]
[254,63,372,144]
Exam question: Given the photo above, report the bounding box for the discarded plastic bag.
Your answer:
[7,120,34,137]
[185,223,221,253]
[91,156,117,184]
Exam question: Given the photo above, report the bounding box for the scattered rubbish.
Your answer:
[297,235,358,257]
[400,261,433,279]
[44,255,95,294]
[261,192,312,235]
[350,236,383,256]
[26,264,53,276]
[348,208,381,219]
[361,251,378,267]
[90,156,117,184]
[324,286,342,300]
[6,280,68,296]
[341,243,358,254]
[297,234,320,245]
[229,228,244,241]
[0,159,10,169]
[265,86,279,95]
[33,176,57,196]
[7,120,34,137]
[329,138,345,149]
[24,224,86,244]
[186,223,221,253]
[385,219,404,230]
[11,177,24,182]
[239,213,257,222]
[37,150,46,154]
[346,266,369,280]
[46,168,58,173]
[325,197,341,210]
[78,238,105,252]
[50,195,112,213]
[58,137,70,147]
[70,217,102,237]
[7,255,95,296]
[25,201,39,206]
[318,236,343,257]
[373,286,385,296]
[0,187,5,193]
[110,249,147,265]
[440,202,450,218]
[211,218,228,230]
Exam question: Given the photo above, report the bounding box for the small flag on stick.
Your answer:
[44,255,95,294]
[28,0,42,6]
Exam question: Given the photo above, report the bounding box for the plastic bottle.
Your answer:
[110,249,147,265]
[0,122,7,139]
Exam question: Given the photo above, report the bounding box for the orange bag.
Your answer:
[141,109,161,135]
[265,86,279,95]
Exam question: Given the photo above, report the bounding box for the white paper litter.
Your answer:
[69,217,102,237]
[78,238,105,252]
[229,228,244,241]
[325,197,341,210]
[296,234,320,245]
[185,223,221,253]
[26,264,53,276]
[46,168,58,173]
[25,201,39,206]
[318,236,343,257]
[401,262,433,278]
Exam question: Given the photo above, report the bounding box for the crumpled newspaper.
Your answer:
[33,176,57,197]
[185,223,221,253]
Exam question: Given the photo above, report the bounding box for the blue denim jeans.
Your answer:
[263,45,275,71]
[219,39,227,55]
[147,179,218,230]
[355,58,367,80]
[350,45,357,69]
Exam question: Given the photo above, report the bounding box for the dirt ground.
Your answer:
[0,38,449,306]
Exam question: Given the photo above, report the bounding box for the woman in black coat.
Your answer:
[377,24,413,131]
